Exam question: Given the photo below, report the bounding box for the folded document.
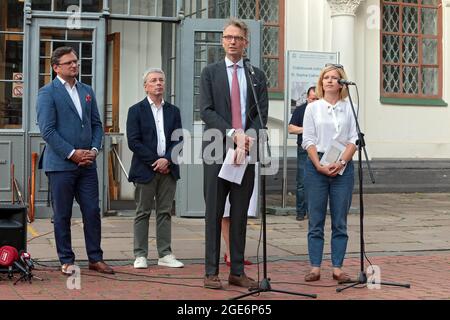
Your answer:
[218,149,250,185]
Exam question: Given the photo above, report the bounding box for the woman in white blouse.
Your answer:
[301,64,358,282]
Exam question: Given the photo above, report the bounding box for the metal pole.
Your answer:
[281,51,290,208]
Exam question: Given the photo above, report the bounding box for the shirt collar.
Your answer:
[324,100,343,113]
[57,75,77,89]
[147,96,164,109]
[225,57,244,68]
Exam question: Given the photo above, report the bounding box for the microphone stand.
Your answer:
[336,84,410,293]
[231,63,316,300]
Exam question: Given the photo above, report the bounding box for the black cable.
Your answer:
[270,281,338,288]
[27,221,84,243]
[77,272,252,294]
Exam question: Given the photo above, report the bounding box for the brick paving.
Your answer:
[1,253,449,300]
[1,193,450,300]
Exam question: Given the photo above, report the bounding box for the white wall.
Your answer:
[279,0,333,152]
[109,20,162,199]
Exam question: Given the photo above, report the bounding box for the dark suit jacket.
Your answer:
[36,78,103,172]
[126,98,182,184]
[199,60,269,146]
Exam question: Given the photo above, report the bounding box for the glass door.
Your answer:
[175,18,261,217]
[26,17,106,218]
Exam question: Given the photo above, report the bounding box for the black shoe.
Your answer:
[296,216,305,221]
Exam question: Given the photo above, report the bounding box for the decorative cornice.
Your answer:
[327,0,365,17]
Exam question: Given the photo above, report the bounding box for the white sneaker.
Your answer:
[133,257,148,269]
[158,254,184,268]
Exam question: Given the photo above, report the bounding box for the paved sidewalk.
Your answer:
[1,193,450,300]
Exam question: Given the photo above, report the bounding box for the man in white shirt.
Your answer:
[37,46,113,275]
[126,68,184,269]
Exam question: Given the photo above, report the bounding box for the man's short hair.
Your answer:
[51,46,78,66]
[223,18,249,39]
[142,68,165,85]
[307,86,316,96]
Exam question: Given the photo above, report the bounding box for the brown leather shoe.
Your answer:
[304,272,320,282]
[88,261,114,274]
[204,275,222,289]
[332,272,351,283]
[228,273,258,289]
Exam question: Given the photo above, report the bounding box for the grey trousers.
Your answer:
[134,173,176,258]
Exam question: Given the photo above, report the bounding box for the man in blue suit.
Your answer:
[126,68,184,269]
[37,46,114,275]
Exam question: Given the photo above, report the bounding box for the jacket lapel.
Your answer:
[218,61,232,124]
[142,98,157,134]
[162,102,171,145]
[244,68,253,129]
[53,79,81,120]
[77,83,89,123]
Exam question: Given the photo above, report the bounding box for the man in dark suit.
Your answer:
[37,46,114,275]
[126,68,184,270]
[288,86,318,221]
[200,19,269,289]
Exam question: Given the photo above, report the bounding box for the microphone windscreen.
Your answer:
[0,246,19,267]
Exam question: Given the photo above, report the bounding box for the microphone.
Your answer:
[0,245,19,266]
[338,79,356,86]
[243,58,255,76]
[0,246,30,276]
[20,251,35,270]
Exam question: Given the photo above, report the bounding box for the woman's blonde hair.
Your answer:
[315,64,349,100]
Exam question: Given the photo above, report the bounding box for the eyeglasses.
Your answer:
[58,59,79,67]
[222,35,246,42]
[325,63,344,70]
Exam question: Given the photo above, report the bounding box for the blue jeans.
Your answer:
[296,147,307,218]
[304,157,354,268]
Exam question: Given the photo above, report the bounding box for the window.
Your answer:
[31,0,103,12]
[381,0,443,100]
[39,28,94,88]
[192,0,285,93]
[237,0,285,93]
[0,0,24,129]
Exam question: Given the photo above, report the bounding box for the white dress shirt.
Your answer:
[57,76,85,159]
[148,97,166,157]
[225,57,247,128]
[57,75,82,119]
[302,98,358,153]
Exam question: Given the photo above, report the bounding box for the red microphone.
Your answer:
[0,246,29,275]
[0,245,19,267]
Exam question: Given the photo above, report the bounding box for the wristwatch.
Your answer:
[339,159,347,166]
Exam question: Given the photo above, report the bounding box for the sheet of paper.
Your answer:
[320,139,347,175]
[218,149,249,185]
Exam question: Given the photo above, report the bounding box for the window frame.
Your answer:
[257,0,285,93]
[234,0,285,93]
[380,0,443,100]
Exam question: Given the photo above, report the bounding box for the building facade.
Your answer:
[0,0,448,218]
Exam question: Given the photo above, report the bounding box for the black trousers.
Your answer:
[203,163,255,276]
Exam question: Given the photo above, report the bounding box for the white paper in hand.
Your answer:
[320,139,347,175]
[218,149,249,185]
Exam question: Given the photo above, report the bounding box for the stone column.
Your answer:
[327,0,364,82]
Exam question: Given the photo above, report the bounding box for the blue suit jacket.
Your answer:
[36,78,103,172]
[126,98,182,184]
